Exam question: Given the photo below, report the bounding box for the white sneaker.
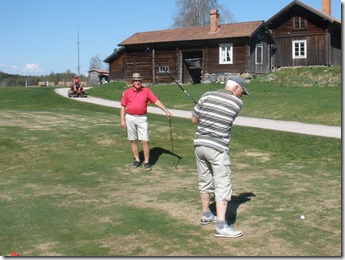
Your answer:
[215,224,243,238]
[200,213,217,225]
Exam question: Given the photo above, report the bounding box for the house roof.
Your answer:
[118,21,265,46]
[266,0,341,25]
[104,47,125,63]
[88,69,109,76]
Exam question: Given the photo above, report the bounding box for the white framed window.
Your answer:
[292,40,307,59]
[219,43,233,64]
[159,66,169,73]
[255,44,263,65]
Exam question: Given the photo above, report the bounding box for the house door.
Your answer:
[182,51,202,84]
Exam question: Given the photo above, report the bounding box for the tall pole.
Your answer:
[77,27,80,76]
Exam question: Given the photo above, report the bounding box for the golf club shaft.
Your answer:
[169,118,178,169]
[169,118,174,154]
[145,48,197,104]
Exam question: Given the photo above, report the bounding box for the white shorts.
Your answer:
[125,114,149,141]
[194,146,232,202]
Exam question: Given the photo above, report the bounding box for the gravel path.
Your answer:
[55,88,341,139]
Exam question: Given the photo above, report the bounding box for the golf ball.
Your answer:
[300,215,305,220]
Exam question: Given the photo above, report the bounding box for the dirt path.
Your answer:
[55,88,341,139]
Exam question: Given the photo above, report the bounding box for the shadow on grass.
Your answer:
[209,192,256,225]
[139,146,183,167]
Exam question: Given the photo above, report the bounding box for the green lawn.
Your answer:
[0,73,341,256]
[89,66,341,126]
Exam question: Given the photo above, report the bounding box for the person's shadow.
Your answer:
[139,147,182,167]
[209,192,256,225]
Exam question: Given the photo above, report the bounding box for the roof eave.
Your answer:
[250,23,276,43]
[104,47,125,63]
[266,0,341,25]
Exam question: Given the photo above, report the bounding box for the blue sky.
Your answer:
[0,0,341,76]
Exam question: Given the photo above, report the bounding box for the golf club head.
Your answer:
[145,47,152,55]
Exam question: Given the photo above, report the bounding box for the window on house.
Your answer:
[219,43,233,64]
[159,66,169,73]
[292,40,307,59]
[294,17,306,29]
[255,44,263,65]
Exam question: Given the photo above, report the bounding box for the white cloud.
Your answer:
[0,64,18,73]
[0,63,46,75]
[23,63,43,73]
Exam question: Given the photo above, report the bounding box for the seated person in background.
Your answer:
[72,75,80,92]
[77,83,85,94]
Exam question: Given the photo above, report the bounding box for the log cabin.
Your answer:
[105,10,274,84]
[266,0,341,68]
[104,0,341,84]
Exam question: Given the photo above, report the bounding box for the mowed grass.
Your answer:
[0,77,341,256]
[89,66,341,126]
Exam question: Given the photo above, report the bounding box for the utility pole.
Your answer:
[77,27,80,76]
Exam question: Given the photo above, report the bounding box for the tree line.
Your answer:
[0,71,88,87]
[1,0,231,87]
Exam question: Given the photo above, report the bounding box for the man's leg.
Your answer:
[200,193,211,212]
[142,140,150,164]
[216,200,228,221]
[200,192,217,224]
[213,151,243,237]
[131,140,140,162]
[195,146,216,224]
[142,140,152,171]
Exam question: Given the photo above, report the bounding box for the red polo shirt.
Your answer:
[121,86,158,115]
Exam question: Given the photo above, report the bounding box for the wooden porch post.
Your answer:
[152,48,156,85]
[178,49,183,84]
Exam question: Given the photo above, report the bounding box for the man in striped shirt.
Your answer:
[191,76,249,238]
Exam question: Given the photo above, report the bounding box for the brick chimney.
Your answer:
[210,10,219,33]
[322,0,331,16]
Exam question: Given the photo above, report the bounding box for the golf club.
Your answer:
[145,47,197,104]
[168,118,178,169]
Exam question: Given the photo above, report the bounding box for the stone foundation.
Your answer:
[202,72,254,84]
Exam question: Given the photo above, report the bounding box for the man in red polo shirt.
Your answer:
[120,72,172,171]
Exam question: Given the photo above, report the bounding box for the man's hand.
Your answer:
[166,110,172,119]
[191,115,199,124]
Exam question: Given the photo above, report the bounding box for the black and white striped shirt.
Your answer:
[192,89,243,152]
